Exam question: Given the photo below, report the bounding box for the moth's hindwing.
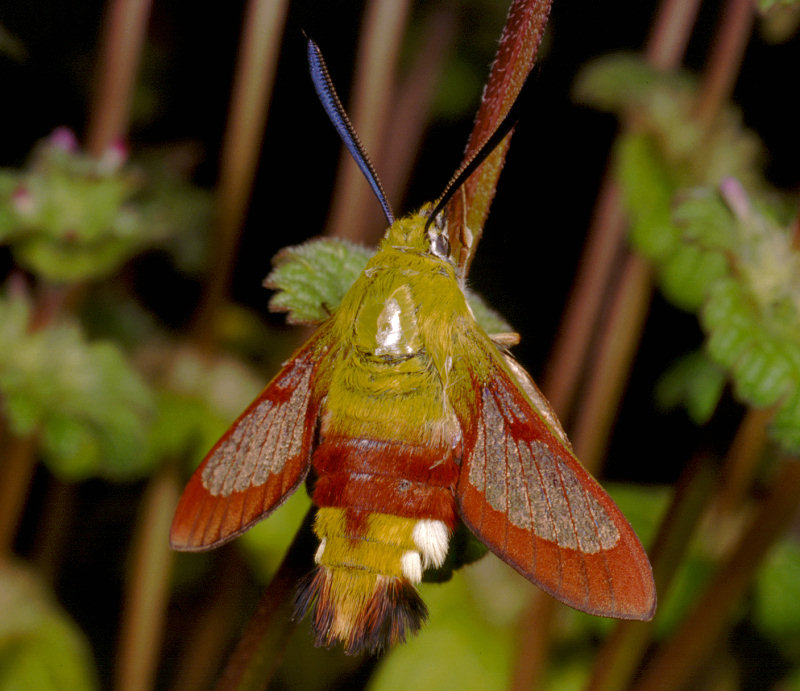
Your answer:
[454,337,656,620]
[170,328,329,551]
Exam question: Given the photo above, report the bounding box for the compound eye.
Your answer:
[428,231,450,260]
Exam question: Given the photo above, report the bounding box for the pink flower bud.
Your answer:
[100,138,129,172]
[49,127,79,152]
[719,177,750,221]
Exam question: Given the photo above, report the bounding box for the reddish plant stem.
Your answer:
[380,5,457,210]
[450,0,552,276]
[193,0,289,349]
[716,407,773,515]
[114,464,180,691]
[324,0,411,244]
[214,509,316,691]
[0,430,39,558]
[635,458,800,691]
[31,479,76,582]
[571,254,654,474]
[170,555,248,691]
[693,0,755,128]
[86,0,153,156]
[587,457,718,691]
[542,181,628,417]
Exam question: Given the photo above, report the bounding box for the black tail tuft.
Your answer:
[293,566,428,655]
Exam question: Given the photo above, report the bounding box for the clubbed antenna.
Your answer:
[307,38,395,225]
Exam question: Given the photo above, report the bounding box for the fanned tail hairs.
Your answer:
[170,38,656,656]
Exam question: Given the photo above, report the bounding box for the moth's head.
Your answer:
[383,203,451,261]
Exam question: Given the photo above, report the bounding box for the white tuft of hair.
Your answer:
[412,520,450,568]
[401,550,423,583]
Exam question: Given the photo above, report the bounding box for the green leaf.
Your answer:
[655,350,727,424]
[758,0,800,9]
[464,288,514,334]
[659,243,728,311]
[731,338,792,407]
[0,562,98,690]
[754,537,800,658]
[572,53,687,113]
[238,491,312,583]
[0,291,155,480]
[772,388,800,451]
[616,133,679,263]
[266,238,373,324]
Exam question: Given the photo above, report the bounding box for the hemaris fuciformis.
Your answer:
[171,38,656,655]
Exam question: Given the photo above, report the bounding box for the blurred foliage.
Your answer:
[576,54,800,451]
[0,562,98,690]
[655,350,728,424]
[0,23,27,62]
[369,560,522,691]
[755,536,800,660]
[0,129,212,281]
[0,287,155,480]
[758,0,800,10]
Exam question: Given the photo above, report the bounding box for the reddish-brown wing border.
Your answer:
[170,329,330,551]
[454,345,655,620]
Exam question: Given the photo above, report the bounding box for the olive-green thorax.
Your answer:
[317,209,472,445]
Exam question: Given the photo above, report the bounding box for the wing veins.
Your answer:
[552,462,592,606]
[581,483,618,611]
[528,438,564,589]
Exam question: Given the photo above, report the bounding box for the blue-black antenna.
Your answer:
[307,38,394,225]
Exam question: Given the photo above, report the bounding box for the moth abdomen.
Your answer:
[311,436,459,523]
[296,507,447,654]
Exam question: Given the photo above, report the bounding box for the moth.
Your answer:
[171,38,656,655]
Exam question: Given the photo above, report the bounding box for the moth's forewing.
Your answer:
[170,328,330,551]
[452,335,656,620]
